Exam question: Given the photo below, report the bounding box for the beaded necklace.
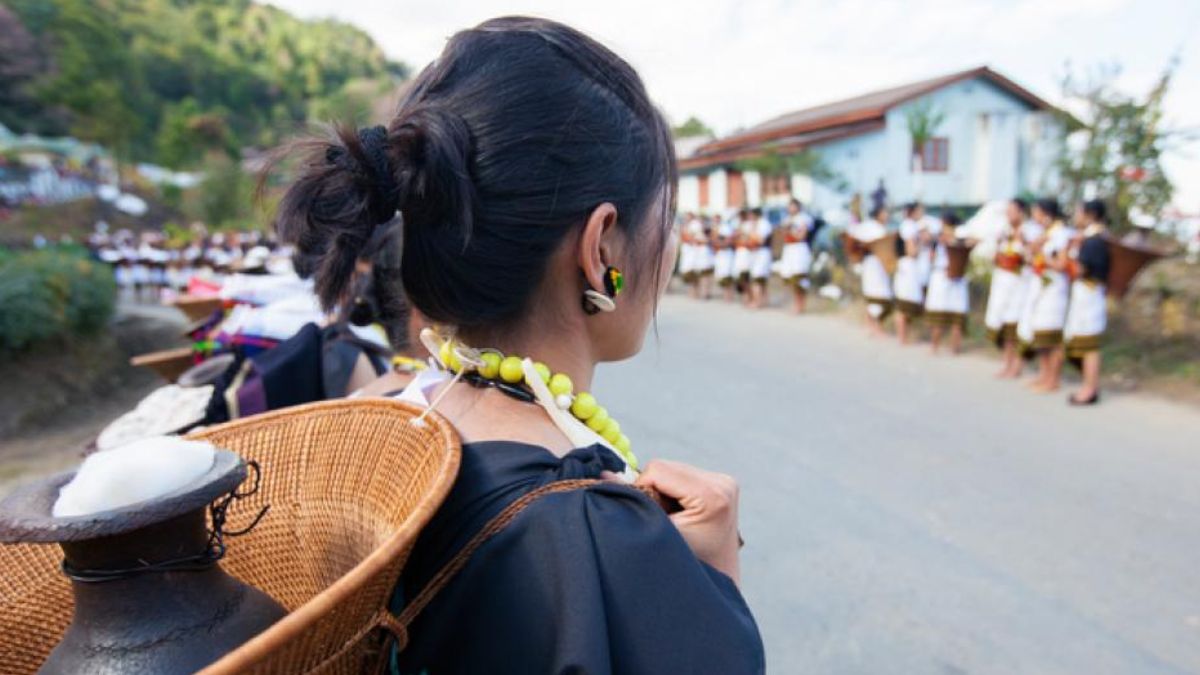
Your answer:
[428,332,637,471]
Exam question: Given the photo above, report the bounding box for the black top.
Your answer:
[392,441,765,674]
[1079,234,1111,283]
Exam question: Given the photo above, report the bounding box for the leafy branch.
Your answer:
[905,100,945,159]
[733,148,849,192]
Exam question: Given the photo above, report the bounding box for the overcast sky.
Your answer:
[273,0,1200,210]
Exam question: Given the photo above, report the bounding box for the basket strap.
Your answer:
[386,478,598,646]
[370,479,668,666]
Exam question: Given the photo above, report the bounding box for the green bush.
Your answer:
[0,248,116,353]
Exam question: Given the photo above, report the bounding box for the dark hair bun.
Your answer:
[271,17,676,333]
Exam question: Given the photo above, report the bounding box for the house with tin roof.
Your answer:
[677,66,1063,215]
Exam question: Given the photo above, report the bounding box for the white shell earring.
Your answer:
[583,289,616,313]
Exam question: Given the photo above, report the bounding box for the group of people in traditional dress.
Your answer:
[91,227,288,301]
[845,196,1112,406]
[678,198,819,313]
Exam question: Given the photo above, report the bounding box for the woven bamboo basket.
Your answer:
[868,233,900,276]
[130,346,195,382]
[842,232,867,263]
[946,240,977,280]
[1105,235,1167,299]
[0,398,461,674]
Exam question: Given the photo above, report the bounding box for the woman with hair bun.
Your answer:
[271,17,763,674]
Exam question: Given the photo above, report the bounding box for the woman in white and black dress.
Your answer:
[745,208,772,309]
[713,213,738,302]
[1064,199,1111,405]
[923,212,969,354]
[777,198,813,314]
[984,198,1039,378]
[270,17,763,674]
[892,202,925,343]
[1017,198,1074,392]
[849,205,893,336]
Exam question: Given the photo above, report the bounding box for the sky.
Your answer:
[273,0,1200,210]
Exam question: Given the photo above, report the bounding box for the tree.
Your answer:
[905,99,945,169]
[673,116,714,139]
[734,149,848,193]
[1054,60,1187,232]
[196,153,253,228]
[0,6,48,132]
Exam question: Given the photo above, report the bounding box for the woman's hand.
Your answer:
[635,459,742,585]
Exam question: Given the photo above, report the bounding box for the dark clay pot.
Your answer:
[42,509,286,674]
[0,449,287,674]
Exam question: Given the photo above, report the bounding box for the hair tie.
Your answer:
[356,125,401,226]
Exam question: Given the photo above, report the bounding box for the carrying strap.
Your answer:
[372,480,671,660]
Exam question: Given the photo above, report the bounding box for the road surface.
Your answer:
[599,294,1200,674]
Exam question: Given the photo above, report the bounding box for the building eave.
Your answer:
[690,66,1062,162]
[680,120,886,172]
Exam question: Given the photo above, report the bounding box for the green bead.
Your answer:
[479,352,501,379]
[614,434,631,455]
[532,362,551,384]
[499,356,525,383]
[585,406,609,432]
[571,392,598,420]
[548,373,573,397]
[438,341,461,372]
[601,419,621,444]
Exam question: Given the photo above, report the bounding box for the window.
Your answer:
[919,137,949,172]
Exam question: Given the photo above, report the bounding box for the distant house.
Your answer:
[678,66,1063,215]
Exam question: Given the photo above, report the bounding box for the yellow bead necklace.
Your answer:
[433,335,637,470]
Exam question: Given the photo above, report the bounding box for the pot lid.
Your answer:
[0,449,246,543]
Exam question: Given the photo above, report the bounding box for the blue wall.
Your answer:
[806,76,1061,213]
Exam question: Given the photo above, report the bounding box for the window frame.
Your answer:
[918,137,950,173]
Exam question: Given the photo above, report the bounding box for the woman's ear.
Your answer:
[578,202,618,293]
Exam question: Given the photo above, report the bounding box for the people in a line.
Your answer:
[777,198,813,313]
[923,212,970,354]
[665,191,1124,405]
[849,204,893,337]
[1018,198,1074,393]
[892,202,925,344]
[270,16,764,674]
[1064,199,1111,405]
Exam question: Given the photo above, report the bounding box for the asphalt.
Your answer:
[598,292,1200,674]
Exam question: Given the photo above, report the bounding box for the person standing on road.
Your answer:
[270,16,764,674]
[924,212,969,354]
[893,202,925,343]
[1064,199,1111,405]
[693,214,716,299]
[849,205,893,336]
[713,213,738,302]
[1018,198,1074,393]
[985,198,1038,378]
[778,198,814,314]
[746,208,773,309]
[732,208,754,303]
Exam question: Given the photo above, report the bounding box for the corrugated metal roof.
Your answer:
[687,66,1053,167]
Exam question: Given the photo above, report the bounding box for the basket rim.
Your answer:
[189,397,462,675]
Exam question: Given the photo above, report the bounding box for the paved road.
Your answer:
[598,293,1200,674]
